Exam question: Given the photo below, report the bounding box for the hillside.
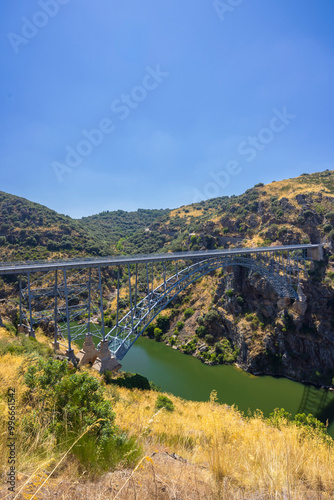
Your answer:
[1,170,334,260]
[118,169,334,254]
[1,170,334,387]
[0,327,333,499]
[0,191,107,261]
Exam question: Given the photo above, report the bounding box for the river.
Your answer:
[120,336,334,436]
[68,326,334,436]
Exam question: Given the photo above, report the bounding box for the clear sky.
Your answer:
[1,0,334,218]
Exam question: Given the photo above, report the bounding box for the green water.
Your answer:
[120,337,334,435]
[121,337,302,414]
[67,326,334,435]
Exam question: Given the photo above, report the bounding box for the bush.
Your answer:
[267,408,329,441]
[4,321,16,335]
[204,310,220,324]
[184,308,194,319]
[156,315,170,332]
[154,327,163,340]
[24,358,140,472]
[225,289,234,298]
[205,334,215,345]
[0,333,52,358]
[323,224,333,233]
[197,315,205,326]
[195,325,207,338]
[176,321,184,331]
[155,394,175,412]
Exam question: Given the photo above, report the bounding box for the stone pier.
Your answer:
[92,340,122,373]
[77,334,99,366]
[293,284,307,316]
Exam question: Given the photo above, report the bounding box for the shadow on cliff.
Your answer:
[297,385,334,428]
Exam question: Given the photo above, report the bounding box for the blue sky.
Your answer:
[1,0,334,218]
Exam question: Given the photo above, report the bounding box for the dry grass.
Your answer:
[259,177,334,206]
[1,329,334,499]
[169,207,205,219]
[110,388,334,498]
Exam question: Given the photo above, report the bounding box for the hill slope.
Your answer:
[0,327,333,499]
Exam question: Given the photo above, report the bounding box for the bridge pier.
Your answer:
[92,340,121,373]
[52,340,60,351]
[77,334,99,365]
[307,245,323,261]
[66,347,77,365]
[293,285,307,316]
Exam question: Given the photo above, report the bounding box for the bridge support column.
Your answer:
[307,245,323,261]
[27,273,35,338]
[63,269,75,363]
[293,285,307,316]
[19,275,23,327]
[53,270,59,351]
[92,340,121,373]
[77,334,98,365]
[98,266,105,341]
[52,341,60,351]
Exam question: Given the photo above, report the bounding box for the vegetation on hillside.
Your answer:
[1,170,334,263]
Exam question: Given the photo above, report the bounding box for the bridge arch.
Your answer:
[106,255,299,360]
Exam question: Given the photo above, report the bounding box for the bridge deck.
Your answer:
[0,244,321,275]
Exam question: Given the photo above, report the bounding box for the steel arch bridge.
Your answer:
[107,254,302,360]
[0,244,323,367]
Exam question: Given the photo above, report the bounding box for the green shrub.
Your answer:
[323,224,333,233]
[195,325,207,338]
[154,327,163,340]
[176,321,184,331]
[0,334,52,358]
[184,308,194,319]
[197,315,205,326]
[204,310,220,323]
[145,323,155,338]
[225,289,234,298]
[155,394,175,412]
[205,334,215,345]
[24,358,140,472]
[267,408,329,441]
[156,315,170,332]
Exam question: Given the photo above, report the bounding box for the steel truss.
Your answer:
[104,250,307,359]
[2,245,319,361]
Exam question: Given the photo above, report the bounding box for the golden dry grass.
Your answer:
[258,177,334,206]
[1,329,334,499]
[169,207,205,219]
[111,388,334,497]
